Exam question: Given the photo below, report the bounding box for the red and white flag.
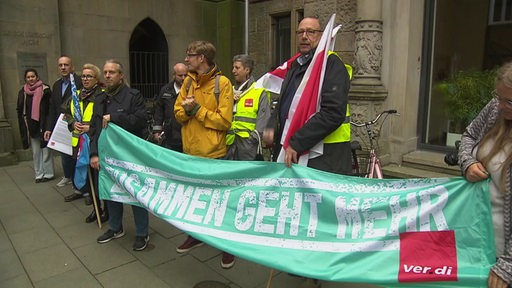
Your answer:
[256,14,341,166]
[254,53,300,94]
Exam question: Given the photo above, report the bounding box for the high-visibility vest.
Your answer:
[323,51,351,143]
[226,83,269,145]
[70,96,93,147]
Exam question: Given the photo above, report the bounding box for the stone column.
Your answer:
[350,0,387,100]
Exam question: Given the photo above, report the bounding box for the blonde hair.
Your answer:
[82,63,101,79]
[477,61,512,191]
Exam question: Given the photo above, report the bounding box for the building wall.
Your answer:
[0,0,62,162]
[0,0,425,166]
[381,0,424,163]
[0,0,243,162]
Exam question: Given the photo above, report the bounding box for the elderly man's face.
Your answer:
[296,18,323,55]
[58,57,73,77]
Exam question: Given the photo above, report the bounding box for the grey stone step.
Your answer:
[382,164,459,179]
[401,150,460,176]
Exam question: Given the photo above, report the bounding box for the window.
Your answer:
[489,0,512,25]
[419,0,498,149]
[271,14,291,68]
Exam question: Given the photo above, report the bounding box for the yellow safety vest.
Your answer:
[226,83,269,145]
[323,51,351,143]
[70,96,94,147]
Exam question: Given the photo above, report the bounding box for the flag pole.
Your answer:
[88,166,102,229]
[266,269,274,288]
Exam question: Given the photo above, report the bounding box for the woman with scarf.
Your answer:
[17,68,54,182]
[63,63,108,223]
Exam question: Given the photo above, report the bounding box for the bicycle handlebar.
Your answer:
[350,109,399,127]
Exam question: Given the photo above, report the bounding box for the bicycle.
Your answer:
[350,109,399,178]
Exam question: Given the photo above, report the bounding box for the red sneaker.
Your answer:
[176,236,203,253]
[221,252,235,269]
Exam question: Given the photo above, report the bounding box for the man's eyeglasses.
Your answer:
[493,90,512,108]
[81,74,95,80]
[186,53,201,58]
[296,29,323,37]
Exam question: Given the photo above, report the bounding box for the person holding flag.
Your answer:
[63,63,108,223]
[262,15,352,288]
[263,15,352,175]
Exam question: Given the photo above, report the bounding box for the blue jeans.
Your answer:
[106,200,148,236]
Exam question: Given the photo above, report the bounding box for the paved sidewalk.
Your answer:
[0,159,380,288]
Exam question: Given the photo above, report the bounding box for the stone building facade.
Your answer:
[0,0,245,165]
[1,0,507,170]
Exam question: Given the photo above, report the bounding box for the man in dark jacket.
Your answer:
[263,16,352,175]
[89,59,150,251]
[263,16,352,288]
[44,56,84,193]
[152,62,187,151]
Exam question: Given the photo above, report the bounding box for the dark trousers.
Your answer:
[60,152,76,180]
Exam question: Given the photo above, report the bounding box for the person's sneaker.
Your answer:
[97,229,125,244]
[133,235,149,251]
[221,252,235,269]
[64,192,84,202]
[176,236,204,253]
[56,177,72,187]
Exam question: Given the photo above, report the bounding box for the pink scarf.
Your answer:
[24,80,43,121]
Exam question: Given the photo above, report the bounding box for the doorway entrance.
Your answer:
[129,18,168,104]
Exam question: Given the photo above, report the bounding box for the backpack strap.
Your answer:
[214,75,220,103]
[185,75,221,103]
[185,77,193,94]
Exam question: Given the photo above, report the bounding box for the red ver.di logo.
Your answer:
[398,231,458,282]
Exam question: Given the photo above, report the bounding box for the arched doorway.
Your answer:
[129,18,168,103]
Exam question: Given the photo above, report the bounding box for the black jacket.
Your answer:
[152,82,182,152]
[17,83,52,149]
[89,84,147,156]
[46,73,83,132]
[269,50,351,174]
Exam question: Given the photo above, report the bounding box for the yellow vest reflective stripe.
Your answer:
[323,51,351,143]
[226,83,269,145]
[70,98,94,147]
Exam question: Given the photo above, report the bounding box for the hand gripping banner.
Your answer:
[98,124,495,287]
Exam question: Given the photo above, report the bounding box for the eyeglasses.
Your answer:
[493,90,512,108]
[186,53,201,58]
[81,74,95,80]
[296,29,323,37]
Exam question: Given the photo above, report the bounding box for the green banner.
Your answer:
[98,124,495,287]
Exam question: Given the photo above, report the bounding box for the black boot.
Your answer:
[85,209,100,223]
